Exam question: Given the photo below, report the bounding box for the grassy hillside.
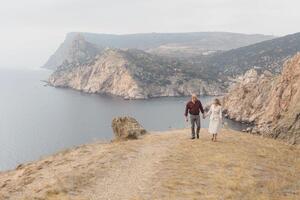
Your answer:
[0,129,299,200]
[200,32,300,79]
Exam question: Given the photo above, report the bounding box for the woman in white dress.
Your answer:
[205,99,223,142]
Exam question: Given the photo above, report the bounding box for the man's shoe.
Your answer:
[196,134,199,139]
[190,137,195,140]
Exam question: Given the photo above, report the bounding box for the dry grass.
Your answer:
[0,129,299,200]
[146,129,300,200]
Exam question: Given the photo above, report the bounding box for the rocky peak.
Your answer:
[67,34,101,64]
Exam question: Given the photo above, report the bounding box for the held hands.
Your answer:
[185,116,188,122]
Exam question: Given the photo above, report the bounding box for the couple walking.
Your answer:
[185,94,222,141]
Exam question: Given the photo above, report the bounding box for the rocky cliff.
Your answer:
[48,48,223,99]
[223,53,300,144]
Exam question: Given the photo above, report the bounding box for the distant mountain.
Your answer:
[46,32,300,99]
[44,34,102,70]
[48,48,224,99]
[43,32,275,70]
[200,32,300,80]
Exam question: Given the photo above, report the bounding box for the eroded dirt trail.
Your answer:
[83,131,183,200]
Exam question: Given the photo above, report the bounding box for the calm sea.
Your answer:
[0,69,245,171]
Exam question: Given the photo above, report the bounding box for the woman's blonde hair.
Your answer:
[214,98,221,106]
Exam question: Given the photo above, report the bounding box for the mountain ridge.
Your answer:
[200,32,300,79]
[43,32,275,70]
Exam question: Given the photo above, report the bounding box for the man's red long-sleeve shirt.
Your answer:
[185,100,204,116]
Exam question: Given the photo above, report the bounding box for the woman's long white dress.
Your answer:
[207,104,222,134]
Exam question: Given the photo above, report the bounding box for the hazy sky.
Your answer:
[0,0,299,69]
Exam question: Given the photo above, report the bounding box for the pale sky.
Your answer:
[0,0,299,69]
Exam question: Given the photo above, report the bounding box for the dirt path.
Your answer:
[0,129,299,200]
[84,131,182,200]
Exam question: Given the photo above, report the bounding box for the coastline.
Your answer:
[0,71,223,172]
[45,80,225,100]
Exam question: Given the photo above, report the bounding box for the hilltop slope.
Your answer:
[223,53,300,144]
[200,32,300,79]
[0,129,299,200]
[48,48,223,99]
[43,32,274,70]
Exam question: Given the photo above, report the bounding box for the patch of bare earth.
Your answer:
[0,129,299,200]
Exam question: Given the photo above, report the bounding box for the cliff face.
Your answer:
[49,49,223,99]
[223,53,300,144]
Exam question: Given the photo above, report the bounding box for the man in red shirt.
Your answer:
[185,94,204,139]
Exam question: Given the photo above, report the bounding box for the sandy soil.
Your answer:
[0,129,299,200]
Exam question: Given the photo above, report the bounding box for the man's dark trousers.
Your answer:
[190,114,200,138]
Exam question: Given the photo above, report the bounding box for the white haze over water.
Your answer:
[0,0,300,69]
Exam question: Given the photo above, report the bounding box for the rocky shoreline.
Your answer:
[47,82,224,100]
